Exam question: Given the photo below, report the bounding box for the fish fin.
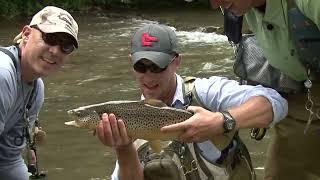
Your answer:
[64,121,80,127]
[209,131,236,150]
[143,99,167,107]
[149,140,162,154]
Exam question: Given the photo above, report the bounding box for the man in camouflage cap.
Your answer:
[0,6,78,180]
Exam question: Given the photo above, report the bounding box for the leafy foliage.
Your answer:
[0,0,208,18]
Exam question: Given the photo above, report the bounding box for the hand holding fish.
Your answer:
[96,113,133,149]
[161,106,226,143]
[96,113,144,180]
[65,100,235,150]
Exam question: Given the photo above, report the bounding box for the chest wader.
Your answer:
[135,139,200,180]
[182,76,256,180]
[0,47,46,180]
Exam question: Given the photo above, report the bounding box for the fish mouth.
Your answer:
[67,110,75,115]
[67,110,79,121]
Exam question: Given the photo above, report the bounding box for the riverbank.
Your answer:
[77,5,225,34]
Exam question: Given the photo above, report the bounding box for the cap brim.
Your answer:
[38,24,78,48]
[132,51,174,68]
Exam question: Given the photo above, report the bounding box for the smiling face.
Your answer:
[132,56,181,105]
[19,25,74,81]
[209,0,266,16]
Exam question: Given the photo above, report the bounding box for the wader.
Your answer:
[264,0,320,179]
[264,83,320,180]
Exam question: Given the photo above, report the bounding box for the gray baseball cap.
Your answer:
[131,24,178,68]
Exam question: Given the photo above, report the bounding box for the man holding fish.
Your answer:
[93,24,288,180]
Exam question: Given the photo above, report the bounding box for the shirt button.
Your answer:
[267,24,274,30]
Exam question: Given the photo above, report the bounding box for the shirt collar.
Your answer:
[172,74,185,107]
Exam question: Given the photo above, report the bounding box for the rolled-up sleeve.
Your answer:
[194,76,288,124]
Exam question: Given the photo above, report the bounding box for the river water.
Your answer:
[0,8,270,180]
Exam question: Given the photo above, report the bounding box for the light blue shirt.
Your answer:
[111,74,288,179]
[0,46,44,179]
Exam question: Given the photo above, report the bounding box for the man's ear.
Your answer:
[21,26,32,42]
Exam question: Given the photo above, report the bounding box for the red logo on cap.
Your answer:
[141,32,157,46]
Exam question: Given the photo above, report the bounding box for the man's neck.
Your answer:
[162,87,176,106]
[256,3,266,13]
[162,76,177,106]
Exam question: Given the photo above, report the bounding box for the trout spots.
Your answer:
[66,99,193,140]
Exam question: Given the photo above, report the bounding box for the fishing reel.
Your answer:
[250,128,267,141]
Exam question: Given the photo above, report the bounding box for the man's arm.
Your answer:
[96,113,143,180]
[116,144,143,180]
[228,95,273,129]
[161,77,287,143]
[161,96,273,143]
[0,69,16,135]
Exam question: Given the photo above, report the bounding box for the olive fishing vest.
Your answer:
[287,0,320,73]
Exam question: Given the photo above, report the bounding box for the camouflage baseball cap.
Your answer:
[14,6,79,48]
[131,24,178,68]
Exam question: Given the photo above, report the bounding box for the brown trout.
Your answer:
[65,99,234,152]
[66,99,192,139]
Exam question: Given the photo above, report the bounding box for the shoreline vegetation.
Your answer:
[0,0,210,19]
[1,0,228,34]
[1,0,250,36]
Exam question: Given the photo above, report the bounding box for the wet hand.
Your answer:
[161,106,224,143]
[96,113,132,149]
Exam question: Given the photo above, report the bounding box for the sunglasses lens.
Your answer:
[45,34,75,54]
[149,64,166,73]
[133,62,147,73]
[34,26,75,54]
[61,44,75,54]
[42,34,58,46]
[133,62,166,73]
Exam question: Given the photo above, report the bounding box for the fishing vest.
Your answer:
[234,0,320,94]
[287,0,320,73]
[135,76,255,180]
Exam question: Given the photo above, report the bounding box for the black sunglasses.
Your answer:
[32,26,75,54]
[133,55,177,74]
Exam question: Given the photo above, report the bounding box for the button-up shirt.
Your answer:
[111,74,287,179]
